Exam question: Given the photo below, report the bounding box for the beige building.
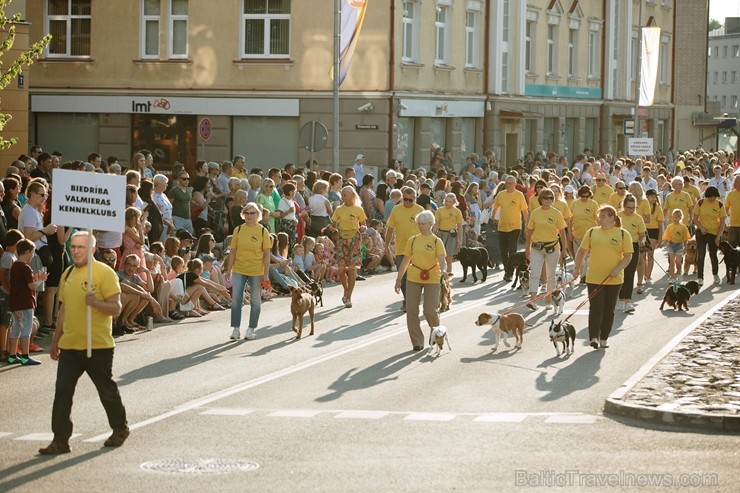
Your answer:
[6,0,690,175]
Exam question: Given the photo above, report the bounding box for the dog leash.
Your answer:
[558,275,612,324]
[503,278,577,315]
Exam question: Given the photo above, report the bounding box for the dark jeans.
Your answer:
[619,243,639,299]
[485,221,501,266]
[51,349,127,442]
[587,283,622,342]
[395,255,407,300]
[695,232,719,279]
[498,229,521,278]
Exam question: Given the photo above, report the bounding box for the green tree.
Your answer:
[708,18,722,32]
[0,0,51,149]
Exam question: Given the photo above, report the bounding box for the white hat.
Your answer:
[564,185,576,194]
[356,153,365,161]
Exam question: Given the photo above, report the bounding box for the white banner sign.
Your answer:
[51,169,127,233]
[628,138,654,156]
[639,27,661,107]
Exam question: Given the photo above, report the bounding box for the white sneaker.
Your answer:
[244,327,256,340]
[616,300,625,311]
[230,327,241,340]
[713,275,721,284]
[623,302,635,313]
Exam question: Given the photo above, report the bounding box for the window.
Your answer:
[732,96,739,109]
[46,0,91,57]
[402,1,419,63]
[547,24,557,75]
[525,21,535,73]
[713,71,718,84]
[734,45,740,57]
[501,52,509,93]
[169,0,188,58]
[141,0,160,58]
[588,28,599,78]
[659,35,669,84]
[434,3,450,65]
[500,0,511,90]
[723,45,728,58]
[242,0,290,58]
[713,46,718,58]
[733,71,738,83]
[465,10,480,69]
[630,29,638,83]
[723,71,727,84]
[722,95,726,108]
[568,29,578,77]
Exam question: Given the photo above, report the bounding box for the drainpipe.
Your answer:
[389,0,396,164]
[483,0,491,153]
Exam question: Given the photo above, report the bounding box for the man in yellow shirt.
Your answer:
[231,154,248,180]
[591,173,614,205]
[725,175,740,247]
[491,175,528,282]
[40,231,128,455]
[683,175,701,204]
[607,181,628,210]
[386,187,424,311]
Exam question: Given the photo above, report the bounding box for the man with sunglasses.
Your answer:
[385,187,424,311]
[167,172,194,234]
[592,173,614,206]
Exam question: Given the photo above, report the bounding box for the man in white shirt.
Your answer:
[707,165,732,199]
[353,154,365,185]
[641,166,658,192]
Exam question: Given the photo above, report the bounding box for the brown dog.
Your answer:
[439,276,452,312]
[474,312,532,351]
[289,287,315,340]
[683,238,697,275]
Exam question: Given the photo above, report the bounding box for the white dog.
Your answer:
[550,289,566,315]
[556,267,574,298]
[428,326,451,356]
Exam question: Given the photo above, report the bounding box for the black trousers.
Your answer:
[498,229,521,278]
[695,232,719,279]
[587,284,622,342]
[619,243,639,299]
[51,348,127,442]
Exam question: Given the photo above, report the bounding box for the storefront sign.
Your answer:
[524,84,602,99]
[398,99,485,118]
[51,169,127,233]
[628,138,654,156]
[355,124,378,129]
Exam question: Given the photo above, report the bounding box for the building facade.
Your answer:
[6,1,691,175]
[706,17,740,152]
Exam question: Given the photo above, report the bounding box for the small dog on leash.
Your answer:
[456,246,489,283]
[308,279,324,307]
[718,240,740,285]
[289,286,315,339]
[555,267,574,297]
[474,312,532,351]
[659,280,700,312]
[428,326,451,356]
[550,289,566,315]
[683,238,697,275]
[548,320,576,357]
[439,276,452,312]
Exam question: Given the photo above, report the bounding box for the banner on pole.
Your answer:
[337,0,368,86]
[639,27,661,107]
[51,169,127,233]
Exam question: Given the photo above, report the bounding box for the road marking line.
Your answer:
[404,412,456,421]
[0,432,13,439]
[200,408,254,416]
[474,413,528,423]
[15,433,81,441]
[335,411,389,420]
[544,414,598,424]
[268,410,322,418]
[83,295,505,442]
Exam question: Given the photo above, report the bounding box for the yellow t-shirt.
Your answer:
[403,234,446,284]
[581,227,634,285]
[552,199,572,222]
[570,198,599,240]
[527,207,566,245]
[566,196,575,209]
[592,184,614,205]
[58,261,121,350]
[231,223,272,276]
[387,203,424,255]
[663,191,694,225]
[663,222,691,243]
[434,205,463,232]
[724,189,740,227]
[331,204,367,240]
[493,190,527,233]
[607,192,626,210]
[528,194,540,212]
[617,211,646,243]
[636,198,650,218]
[231,168,248,180]
[685,184,701,204]
[645,201,665,229]
[694,198,727,235]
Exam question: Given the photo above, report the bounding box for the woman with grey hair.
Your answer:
[394,210,446,351]
[152,174,175,241]
[257,178,278,233]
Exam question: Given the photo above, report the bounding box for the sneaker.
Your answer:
[616,300,625,311]
[644,277,652,285]
[590,338,599,349]
[21,356,41,366]
[412,345,424,351]
[636,285,643,295]
[698,278,704,286]
[244,327,256,340]
[355,275,366,281]
[104,427,130,447]
[38,441,71,455]
[713,275,721,284]
[599,339,609,348]
[7,354,22,364]
[29,343,44,353]
[623,302,635,313]
[230,327,241,340]
[344,298,352,308]
[526,303,537,311]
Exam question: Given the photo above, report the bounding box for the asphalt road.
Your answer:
[1,265,738,492]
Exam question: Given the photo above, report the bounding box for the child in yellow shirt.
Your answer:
[660,209,691,282]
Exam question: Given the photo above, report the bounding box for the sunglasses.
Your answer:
[244,211,259,215]
[403,198,415,203]
[103,257,116,262]
[596,179,605,182]
[180,177,190,181]
[616,187,625,190]
[125,262,138,267]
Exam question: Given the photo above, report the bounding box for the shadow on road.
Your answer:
[0,448,113,492]
[315,351,423,402]
[535,350,605,401]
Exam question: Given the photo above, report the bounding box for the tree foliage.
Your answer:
[708,18,722,32]
[0,0,52,149]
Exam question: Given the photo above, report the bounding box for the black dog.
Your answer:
[548,320,576,357]
[659,280,700,312]
[308,280,324,307]
[509,251,530,289]
[718,240,740,285]
[456,246,489,283]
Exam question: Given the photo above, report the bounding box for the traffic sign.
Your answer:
[199,118,212,142]
[299,121,328,152]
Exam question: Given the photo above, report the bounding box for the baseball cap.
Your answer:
[175,229,195,241]
[564,185,575,194]
[356,153,365,161]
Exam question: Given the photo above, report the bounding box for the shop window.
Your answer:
[132,114,197,173]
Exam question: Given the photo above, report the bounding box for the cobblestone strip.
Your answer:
[605,290,740,433]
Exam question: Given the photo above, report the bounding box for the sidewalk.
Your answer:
[605,288,740,433]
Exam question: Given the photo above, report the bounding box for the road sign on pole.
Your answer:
[199,118,212,141]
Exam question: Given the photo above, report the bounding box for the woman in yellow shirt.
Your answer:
[524,188,571,310]
[331,186,367,308]
[569,185,599,283]
[395,211,447,351]
[433,192,464,274]
[617,194,647,311]
[572,206,633,349]
[643,189,664,285]
[691,186,726,286]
